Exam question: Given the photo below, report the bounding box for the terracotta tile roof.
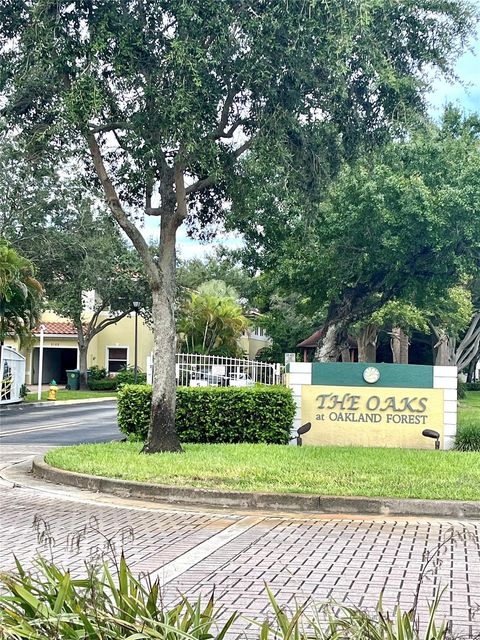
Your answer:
[34,322,77,336]
[297,329,324,348]
[297,329,357,349]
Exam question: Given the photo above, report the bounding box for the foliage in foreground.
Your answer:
[0,555,453,640]
[0,241,42,347]
[117,385,295,444]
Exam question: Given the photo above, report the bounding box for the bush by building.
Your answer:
[87,378,118,391]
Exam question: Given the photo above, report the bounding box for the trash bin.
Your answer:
[66,369,80,390]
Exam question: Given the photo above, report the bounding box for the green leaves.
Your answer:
[117,385,295,445]
[0,241,43,346]
[0,554,237,639]
[177,281,248,357]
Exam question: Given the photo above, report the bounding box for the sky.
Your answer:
[427,25,480,117]
[156,27,480,262]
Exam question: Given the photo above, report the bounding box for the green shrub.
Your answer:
[466,381,480,391]
[88,365,107,381]
[455,420,480,451]
[117,385,295,444]
[88,378,117,391]
[457,380,467,399]
[115,366,147,386]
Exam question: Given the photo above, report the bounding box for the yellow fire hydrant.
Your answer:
[47,380,58,401]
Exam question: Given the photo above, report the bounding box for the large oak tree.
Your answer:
[232,109,480,362]
[0,0,476,451]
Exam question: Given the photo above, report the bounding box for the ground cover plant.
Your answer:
[46,442,480,501]
[25,390,116,403]
[0,553,456,640]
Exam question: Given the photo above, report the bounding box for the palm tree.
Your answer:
[0,242,43,353]
[178,280,248,357]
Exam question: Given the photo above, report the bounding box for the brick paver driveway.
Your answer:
[1,445,479,637]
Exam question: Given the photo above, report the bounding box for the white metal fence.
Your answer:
[0,346,26,405]
[146,353,283,387]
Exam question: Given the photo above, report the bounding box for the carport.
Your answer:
[31,347,78,385]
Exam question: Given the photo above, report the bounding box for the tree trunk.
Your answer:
[391,327,409,364]
[430,323,456,366]
[466,354,478,382]
[315,323,341,361]
[357,324,378,362]
[143,215,182,453]
[315,322,350,362]
[455,312,480,372]
[78,342,89,390]
[434,333,455,366]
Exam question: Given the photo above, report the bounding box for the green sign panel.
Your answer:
[310,363,433,389]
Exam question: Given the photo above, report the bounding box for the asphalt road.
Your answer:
[0,401,120,445]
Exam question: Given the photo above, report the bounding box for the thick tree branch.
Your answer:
[90,309,132,338]
[86,304,106,338]
[185,175,215,196]
[456,312,480,371]
[174,162,187,225]
[185,137,253,196]
[212,88,235,139]
[85,132,161,291]
[88,122,133,134]
[220,117,248,139]
[233,139,253,158]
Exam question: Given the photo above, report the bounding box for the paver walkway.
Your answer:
[0,445,479,637]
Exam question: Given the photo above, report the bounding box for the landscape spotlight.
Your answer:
[422,428,440,450]
[296,422,312,447]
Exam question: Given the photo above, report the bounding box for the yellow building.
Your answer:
[6,310,271,385]
[5,310,152,385]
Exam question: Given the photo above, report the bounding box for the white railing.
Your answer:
[0,346,26,405]
[146,353,283,387]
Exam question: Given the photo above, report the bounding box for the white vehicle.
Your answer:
[228,372,254,387]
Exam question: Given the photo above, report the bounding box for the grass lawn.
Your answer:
[458,390,480,426]
[46,440,480,501]
[25,389,116,402]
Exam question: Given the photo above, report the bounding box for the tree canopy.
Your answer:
[230,109,480,361]
[1,136,150,387]
[0,0,476,450]
[0,241,43,349]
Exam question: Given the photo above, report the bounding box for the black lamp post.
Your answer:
[132,301,140,383]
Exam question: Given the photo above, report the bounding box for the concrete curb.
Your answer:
[32,457,480,519]
[7,397,117,409]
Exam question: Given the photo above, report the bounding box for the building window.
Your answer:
[107,347,128,373]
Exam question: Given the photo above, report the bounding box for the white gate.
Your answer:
[146,353,282,387]
[0,346,26,405]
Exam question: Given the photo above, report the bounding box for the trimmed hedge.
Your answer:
[466,382,480,392]
[117,385,295,444]
[88,378,118,391]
